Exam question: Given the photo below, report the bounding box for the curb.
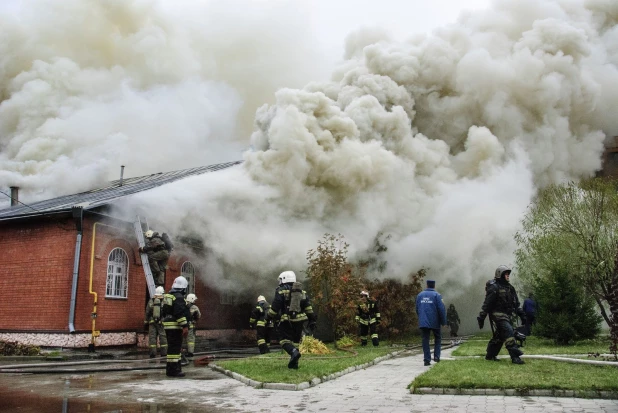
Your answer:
[410,387,618,399]
[211,349,406,391]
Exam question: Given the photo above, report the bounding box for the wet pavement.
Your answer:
[1,348,617,412]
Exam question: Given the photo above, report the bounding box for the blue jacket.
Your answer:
[416,288,447,329]
[523,298,537,315]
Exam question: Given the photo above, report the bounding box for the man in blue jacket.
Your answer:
[416,280,447,366]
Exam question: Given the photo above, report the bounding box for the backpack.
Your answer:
[161,233,174,252]
[288,282,304,315]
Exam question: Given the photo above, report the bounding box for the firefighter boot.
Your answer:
[258,344,269,354]
[288,349,301,370]
[361,339,367,347]
[372,337,379,347]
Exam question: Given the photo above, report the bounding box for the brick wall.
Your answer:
[0,214,246,337]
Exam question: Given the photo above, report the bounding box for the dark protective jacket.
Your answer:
[416,288,447,329]
[446,306,460,325]
[162,289,191,330]
[143,236,166,253]
[145,295,164,324]
[250,301,274,327]
[268,282,316,323]
[479,279,525,322]
[356,299,380,325]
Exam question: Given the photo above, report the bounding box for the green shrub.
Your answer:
[533,267,602,344]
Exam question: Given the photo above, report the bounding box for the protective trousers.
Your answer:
[148,250,170,285]
[359,322,379,346]
[486,319,523,360]
[148,322,167,356]
[256,325,272,354]
[164,328,184,377]
[182,326,196,355]
[449,322,459,337]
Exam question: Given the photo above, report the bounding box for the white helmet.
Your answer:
[155,286,165,296]
[144,230,154,238]
[172,276,188,290]
[257,295,266,302]
[360,290,369,297]
[278,270,296,285]
[186,293,197,303]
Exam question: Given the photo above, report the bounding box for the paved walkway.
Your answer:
[127,347,618,412]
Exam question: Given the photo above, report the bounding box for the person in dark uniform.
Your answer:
[139,230,170,286]
[446,304,461,337]
[523,293,537,336]
[162,276,191,377]
[267,271,316,369]
[477,265,526,365]
[355,290,381,346]
[250,295,274,354]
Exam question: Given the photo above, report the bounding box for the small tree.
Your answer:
[532,267,602,344]
[306,234,364,341]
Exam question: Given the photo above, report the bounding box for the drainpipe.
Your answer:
[119,165,125,186]
[68,207,84,333]
[88,221,123,352]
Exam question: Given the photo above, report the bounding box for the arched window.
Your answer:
[180,261,195,294]
[106,248,129,298]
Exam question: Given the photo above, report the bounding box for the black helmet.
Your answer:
[494,265,511,279]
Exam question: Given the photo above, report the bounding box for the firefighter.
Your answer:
[182,293,201,358]
[162,276,191,377]
[446,304,461,337]
[144,286,168,358]
[355,290,381,346]
[267,271,317,369]
[477,265,526,364]
[250,295,274,354]
[139,230,170,286]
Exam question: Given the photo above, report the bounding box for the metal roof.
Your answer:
[0,160,243,220]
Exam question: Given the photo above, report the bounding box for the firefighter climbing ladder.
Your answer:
[134,216,156,298]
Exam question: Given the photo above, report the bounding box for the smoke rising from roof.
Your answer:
[3,0,618,330]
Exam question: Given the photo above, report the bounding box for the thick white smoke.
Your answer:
[127,0,618,325]
[3,0,618,330]
[0,0,326,203]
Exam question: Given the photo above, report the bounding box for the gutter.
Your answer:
[68,206,83,333]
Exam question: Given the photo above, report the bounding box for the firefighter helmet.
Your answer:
[144,230,154,238]
[257,295,266,302]
[360,290,369,297]
[495,265,512,279]
[186,293,197,303]
[155,286,165,296]
[172,276,189,290]
[278,271,296,284]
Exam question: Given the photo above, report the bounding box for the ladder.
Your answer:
[134,216,156,298]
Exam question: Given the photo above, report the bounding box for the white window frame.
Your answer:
[180,261,196,294]
[106,248,129,298]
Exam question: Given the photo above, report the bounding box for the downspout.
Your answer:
[68,207,84,333]
[88,221,123,351]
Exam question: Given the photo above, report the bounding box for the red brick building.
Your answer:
[0,161,251,349]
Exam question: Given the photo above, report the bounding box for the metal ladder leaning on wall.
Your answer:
[134,215,156,298]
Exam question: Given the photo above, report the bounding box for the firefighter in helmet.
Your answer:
[182,293,201,358]
[139,230,170,286]
[144,286,167,358]
[162,276,191,377]
[477,265,526,364]
[250,295,274,354]
[356,290,381,346]
[267,271,317,369]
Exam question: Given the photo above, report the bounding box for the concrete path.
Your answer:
[125,347,618,412]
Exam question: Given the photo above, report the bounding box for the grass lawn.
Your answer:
[411,358,618,393]
[215,345,396,384]
[452,335,611,356]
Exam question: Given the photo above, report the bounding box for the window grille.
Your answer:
[106,248,129,298]
[180,261,195,294]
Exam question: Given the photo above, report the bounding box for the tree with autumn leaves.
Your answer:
[305,233,425,343]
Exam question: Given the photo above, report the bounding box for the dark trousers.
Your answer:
[420,327,441,363]
[524,313,535,336]
[486,319,522,360]
[277,321,304,355]
[256,325,273,354]
[448,322,459,337]
[165,328,183,368]
[359,323,379,346]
